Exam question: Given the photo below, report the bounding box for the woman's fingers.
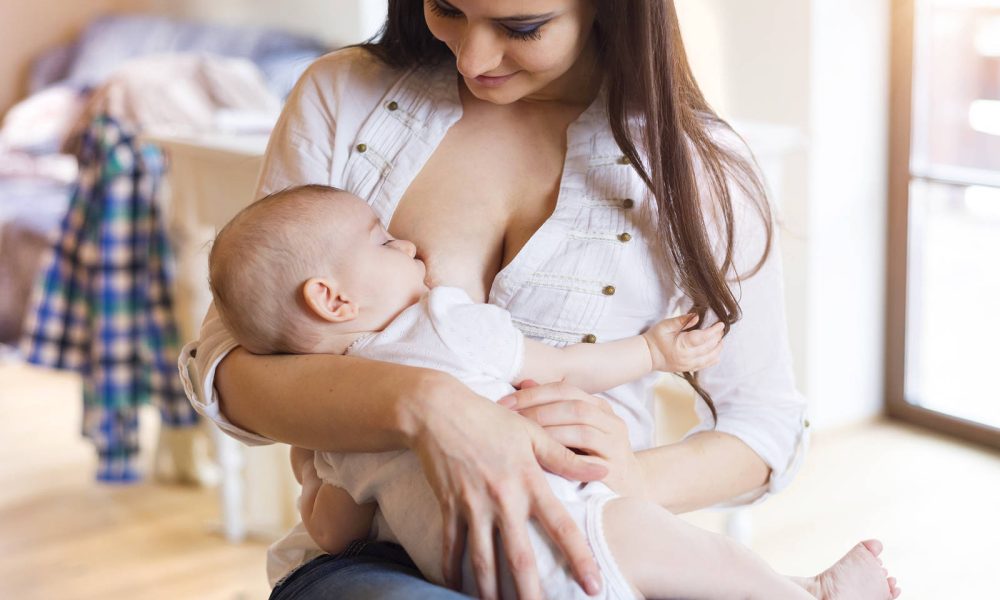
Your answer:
[467,511,501,600]
[497,501,543,600]
[534,428,608,482]
[441,505,466,589]
[542,424,611,458]
[529,431,604,595]
[500,382,611,413]
[416,393,606,597]
[530,478,603,596]
[516,400,613,433]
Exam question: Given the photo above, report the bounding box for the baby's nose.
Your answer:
[394,238,417,258]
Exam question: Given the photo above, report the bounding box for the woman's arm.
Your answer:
[217,346,443,452]
[505,149,808,512]
[216,347,607,597]
[636,431,771,513]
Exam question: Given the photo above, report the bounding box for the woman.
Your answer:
[181,0,809,598]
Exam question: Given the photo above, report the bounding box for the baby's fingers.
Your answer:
[680,321,725,347]
[657,312,699,333]
[680,341,724,372]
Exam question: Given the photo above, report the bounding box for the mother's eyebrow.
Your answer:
[496,11,557,23]
[437,0,557,23]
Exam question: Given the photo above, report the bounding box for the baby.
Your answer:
[208,184,900,599]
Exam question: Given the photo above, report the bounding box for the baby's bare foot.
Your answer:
[798,540,900,600]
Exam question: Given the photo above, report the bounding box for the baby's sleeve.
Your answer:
[177,302,273,446]
[424,287,526,384]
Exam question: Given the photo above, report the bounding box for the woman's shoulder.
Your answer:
[304,46,395,77]
[293,46,408,106]
[694,113,755,159]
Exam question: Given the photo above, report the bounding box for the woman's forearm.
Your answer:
[636,431,771,513]
[215,347,453,452]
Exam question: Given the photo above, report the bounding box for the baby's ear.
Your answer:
[302,277,358,323]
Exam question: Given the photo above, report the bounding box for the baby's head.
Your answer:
[209,185,428,354]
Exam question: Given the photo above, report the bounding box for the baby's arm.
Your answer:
[519,314,724,393]
[290,447,376,555]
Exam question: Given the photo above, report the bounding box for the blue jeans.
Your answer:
[269,540,471,599]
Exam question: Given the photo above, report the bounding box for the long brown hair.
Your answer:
[362,0,774,422]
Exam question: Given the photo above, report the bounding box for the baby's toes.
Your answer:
[888,577,901,598]
[861,539,884,558]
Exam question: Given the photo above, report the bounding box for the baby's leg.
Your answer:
[603,497,811,599]
[603,497,895,600]
[290,447,376,555]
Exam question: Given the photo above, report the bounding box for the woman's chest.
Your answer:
[341,81,676,344]
[388,106,573,303]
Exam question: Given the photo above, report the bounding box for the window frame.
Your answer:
[886,0,1000,449]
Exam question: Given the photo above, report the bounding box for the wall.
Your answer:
[145,0,387,46]
[0,0,386,117]
[806,0,890,427]
[678,0,891,429]
[0,0,152,116]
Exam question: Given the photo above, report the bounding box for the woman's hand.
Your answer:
[499,381,649,499]
[410,377,608,600]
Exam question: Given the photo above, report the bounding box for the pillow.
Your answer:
[0,85,86,155]
[65,14,328,95]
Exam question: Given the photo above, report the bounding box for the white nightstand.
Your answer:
[146,130,298,543]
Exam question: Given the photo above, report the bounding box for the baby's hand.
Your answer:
[642,313,725,373]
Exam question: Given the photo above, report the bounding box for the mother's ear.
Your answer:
[301,277,358,323]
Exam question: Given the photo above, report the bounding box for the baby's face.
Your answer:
[328,193,429,326]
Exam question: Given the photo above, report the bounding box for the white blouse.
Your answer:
[179,47,808,506]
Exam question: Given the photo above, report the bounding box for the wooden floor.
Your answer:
[1,360,997,599]
[0,361,269,600]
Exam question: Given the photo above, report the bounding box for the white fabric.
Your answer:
[0,85,86,154]
[347,286,525,410]
[80,53,280,136]
[311,287,631,599]
[178,47,809,586]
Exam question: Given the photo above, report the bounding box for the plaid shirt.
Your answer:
[21,114,198,481]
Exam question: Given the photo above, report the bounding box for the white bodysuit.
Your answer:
[314,286,632,599]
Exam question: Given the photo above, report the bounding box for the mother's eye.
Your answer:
[502,23,545,41]
[427,0,547,42]
[427,0,461,19]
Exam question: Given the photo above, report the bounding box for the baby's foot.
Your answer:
[798,540,901,600]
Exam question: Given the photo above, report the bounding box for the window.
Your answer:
[888,0,1000,446]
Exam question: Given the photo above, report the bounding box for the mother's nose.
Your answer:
[455,24,503,79]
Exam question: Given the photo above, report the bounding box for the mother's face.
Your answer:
[423,0,597,104]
